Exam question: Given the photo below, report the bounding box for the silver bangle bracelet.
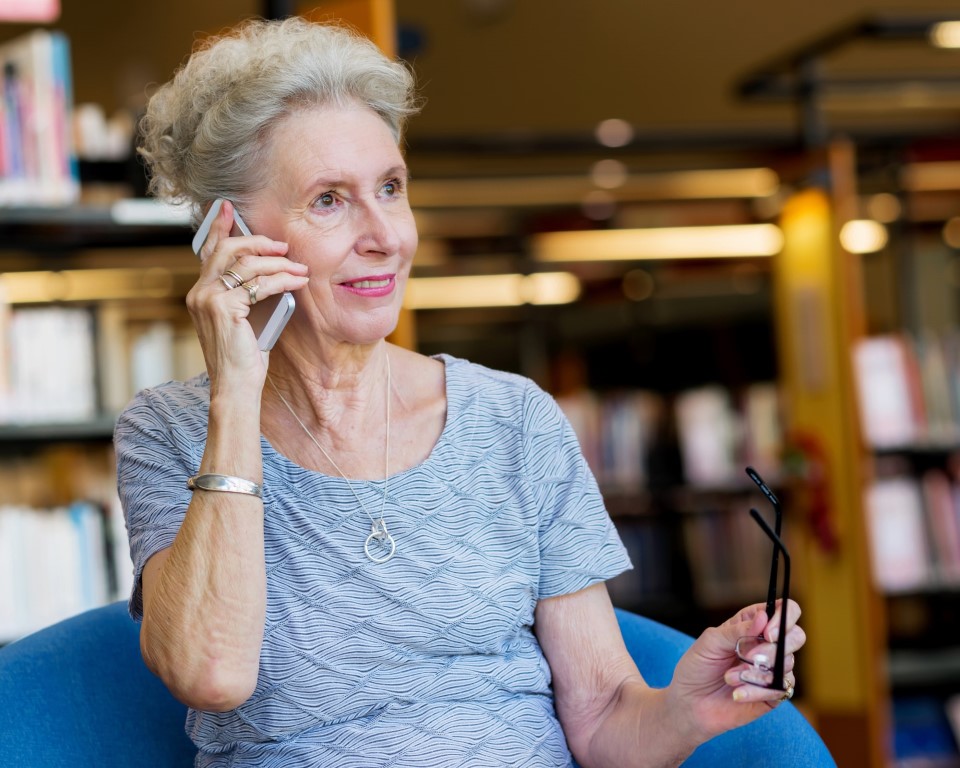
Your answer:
[187,473,263,498]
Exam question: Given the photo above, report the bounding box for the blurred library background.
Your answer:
[9,0,960,764]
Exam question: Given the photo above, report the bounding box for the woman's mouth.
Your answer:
[346,278,390,289]
[339,275,396,297]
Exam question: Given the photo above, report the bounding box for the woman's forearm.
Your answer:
[140,393,267,712]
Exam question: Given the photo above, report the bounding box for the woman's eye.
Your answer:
[382,179,403,197]
[317,192,336,208]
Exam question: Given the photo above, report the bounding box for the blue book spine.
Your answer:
[51,32,77,186]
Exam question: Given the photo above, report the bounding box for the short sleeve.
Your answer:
[522,383,633,599]
[114,389,200,621]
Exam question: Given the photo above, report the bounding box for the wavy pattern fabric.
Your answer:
[115,354,632,767]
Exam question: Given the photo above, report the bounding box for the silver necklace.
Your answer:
[268,354,396,564]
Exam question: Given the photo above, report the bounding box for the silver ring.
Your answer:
[219,274,239,291]
[244,281,259,305]
[223,269,245,286]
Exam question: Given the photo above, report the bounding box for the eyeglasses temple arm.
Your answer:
[746,467,783,619]
[748,507,790,692]
[746,466,781,511]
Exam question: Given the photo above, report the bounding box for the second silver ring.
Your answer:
[218,274,239,291]
[243,281,259,305]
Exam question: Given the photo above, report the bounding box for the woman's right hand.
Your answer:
[187,199,309,395]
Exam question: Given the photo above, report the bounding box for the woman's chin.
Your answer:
[338,317,401,347]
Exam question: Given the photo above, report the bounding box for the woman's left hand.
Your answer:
[667,599,805,740]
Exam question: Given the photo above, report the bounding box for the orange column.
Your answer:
[773,165,888,766]
[298,0,397,55]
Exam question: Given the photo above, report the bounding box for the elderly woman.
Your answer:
[116,17,810,768]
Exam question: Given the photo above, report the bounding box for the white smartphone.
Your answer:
[192,198,296,351]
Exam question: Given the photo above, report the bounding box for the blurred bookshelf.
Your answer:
[843,145,960,766]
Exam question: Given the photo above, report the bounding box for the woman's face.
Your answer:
[247,103,418,348]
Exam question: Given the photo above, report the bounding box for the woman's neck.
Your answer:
[260,340,392,468]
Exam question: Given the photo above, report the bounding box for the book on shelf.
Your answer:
[741,382,783,480]
[95,302,132,417]
[882,467,960,591]
[0,436,133,641]
[0,501,116,642]
[557,382,782,493]
[0,303,207,427]
[0,28,78,206]
[865,476,936,592]
[946,331,960,439]
[556,388,663,494]
[674,385,738,487]
[893,696,960,766]
[922,469,960,584]
[98,307,205,415]
[600,391,662,494]
[682,504,772,608]
[916,332,957,444]
[129,320,176,396]
[853,332,960,450]
[0,288,10,423]
[2,305,97,424]
[853,335,925,449]
[0,0,60,24]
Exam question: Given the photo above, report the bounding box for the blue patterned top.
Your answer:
[116,354,632,767]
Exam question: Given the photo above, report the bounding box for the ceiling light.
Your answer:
[943,217,960,249]
[595,118,634,148]
[865,193,901,223]
[408,168,780,208]
[839,220,888,254]
[900,161,960,192]
[523,272,581,305]
[590,159,628,190]
[0,267,187,303]
[930,21,960,48]
[531,224,783,262]
[404,273,580,309]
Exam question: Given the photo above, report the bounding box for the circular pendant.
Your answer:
[364,519,396,563]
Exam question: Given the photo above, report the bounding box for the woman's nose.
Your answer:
[356,201,402,255]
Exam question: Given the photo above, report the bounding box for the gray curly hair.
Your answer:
[138,17,418,220]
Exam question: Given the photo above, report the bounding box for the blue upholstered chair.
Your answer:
[0,601,195,767]
[0,602,835,767]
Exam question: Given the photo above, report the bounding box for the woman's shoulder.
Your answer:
[116,373,211,433]
[433,353,560,424]
[435,352,531,395]
[434,353,531,389]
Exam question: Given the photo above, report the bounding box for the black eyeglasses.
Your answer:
[735,466,790,693]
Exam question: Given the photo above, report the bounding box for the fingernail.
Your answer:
[733,689,747,702]
[741,669,773,687]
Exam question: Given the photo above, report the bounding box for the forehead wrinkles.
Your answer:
[266,120,404,202]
